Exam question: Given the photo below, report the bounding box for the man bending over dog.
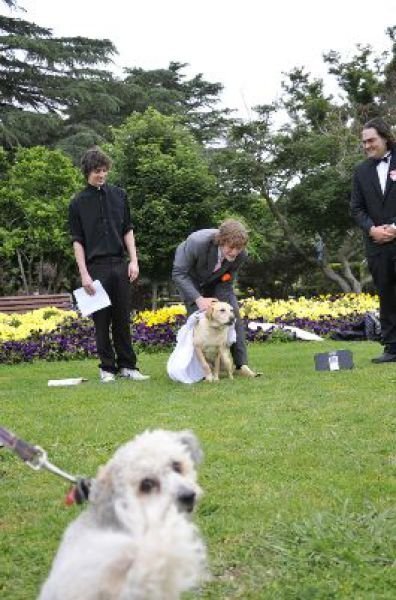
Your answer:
[172,219,260,377]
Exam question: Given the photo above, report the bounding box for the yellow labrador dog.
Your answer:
[193,300,235,382]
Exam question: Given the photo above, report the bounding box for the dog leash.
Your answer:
[0,425,91,505]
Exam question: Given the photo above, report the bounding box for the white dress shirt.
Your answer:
[377,153,391,193]
[213,247,224,272]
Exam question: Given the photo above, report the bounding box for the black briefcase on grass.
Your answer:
[314,350,354,371]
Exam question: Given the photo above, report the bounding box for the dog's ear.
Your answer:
[177,430,203,465]
[206,303,214,320]
[206,300,218,320]
[89,463,117,516]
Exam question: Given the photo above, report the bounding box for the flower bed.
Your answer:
[0,307,78,342]
[0,294,379,364]
[240,294,379,340]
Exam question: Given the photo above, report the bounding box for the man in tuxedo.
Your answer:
[172,219,259,377]
[351,117,396,363]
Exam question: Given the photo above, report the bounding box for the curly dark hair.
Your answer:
[80,147,112,178]
[363,118,395,150]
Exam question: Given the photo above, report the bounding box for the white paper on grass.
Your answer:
[248,321,324,341]
[48,378,88,387]
[73,280,111,317]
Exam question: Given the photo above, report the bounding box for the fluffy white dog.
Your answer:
[38,430,207,600]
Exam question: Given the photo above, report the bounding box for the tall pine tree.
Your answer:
[0,0,117,147]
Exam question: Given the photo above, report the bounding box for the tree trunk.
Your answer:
[38,254,43,293]
[262,192,374,293]
[16,250,29,293]
[320,263,353,292]
[263,194,356,292]
[27,258,33,292]
[264,193,316,265]
[337,232,373,292]
[339,255,362,292]
[151,281,159,311]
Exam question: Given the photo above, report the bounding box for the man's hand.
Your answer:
[196,296,217,312]
[128,260,139,282]
[369,225,396,244]
[81,274,95,295]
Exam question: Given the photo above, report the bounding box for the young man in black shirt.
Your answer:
[69,147,149,382]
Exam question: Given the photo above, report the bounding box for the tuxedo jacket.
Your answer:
[172,229,247,304]
[351,150,396,257]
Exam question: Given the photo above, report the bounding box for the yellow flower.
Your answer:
[133,304,186,327]
[0,307,77,342]
[239,293,379,321]
[0,294,380,341]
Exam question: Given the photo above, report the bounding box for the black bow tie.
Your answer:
[374,155,390,165]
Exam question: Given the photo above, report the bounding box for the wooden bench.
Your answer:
[0,293,74,314]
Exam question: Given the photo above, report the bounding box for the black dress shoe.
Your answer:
[371,352,396,363]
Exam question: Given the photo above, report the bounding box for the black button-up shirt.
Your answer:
[69,183,133,263]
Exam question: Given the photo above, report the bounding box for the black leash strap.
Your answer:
[0,426,39,464]
[1,425,91,504]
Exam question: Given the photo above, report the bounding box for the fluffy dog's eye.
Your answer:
[172,461,183,474]
[139,478,159,493]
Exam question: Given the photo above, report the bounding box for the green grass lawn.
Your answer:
[1,340,396,599]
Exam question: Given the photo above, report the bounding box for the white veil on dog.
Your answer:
[167,311,236,384]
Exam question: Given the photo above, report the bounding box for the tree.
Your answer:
[0,146,82,293]
[121,62,232,143]
[108,108,219,304]
[211,64,377,294]
[59,62,232,163]
[208,25,396,296]
[266,36,396,292]
[323,44,385,123]
[0,0,117,148]
[1,3,231,159]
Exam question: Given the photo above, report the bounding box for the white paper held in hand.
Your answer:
[73,280,111,317]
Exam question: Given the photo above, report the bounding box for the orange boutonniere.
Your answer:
[220,272,232,282]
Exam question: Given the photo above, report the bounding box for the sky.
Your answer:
[5,0,396,118]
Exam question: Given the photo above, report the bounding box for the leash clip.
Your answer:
[25,445,46,471]
[26,445,77,483]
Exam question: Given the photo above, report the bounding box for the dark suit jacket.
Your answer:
[351,150,396,257]
[172,229,247,303]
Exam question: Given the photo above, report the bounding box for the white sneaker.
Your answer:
[119,368,150,381]
[100,369,116,383]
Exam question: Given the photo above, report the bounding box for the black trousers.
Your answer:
[186,281,248,368]
[367,245,396,349]
[88,258,137,373]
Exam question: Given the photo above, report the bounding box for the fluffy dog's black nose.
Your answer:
[178,490,196,512]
